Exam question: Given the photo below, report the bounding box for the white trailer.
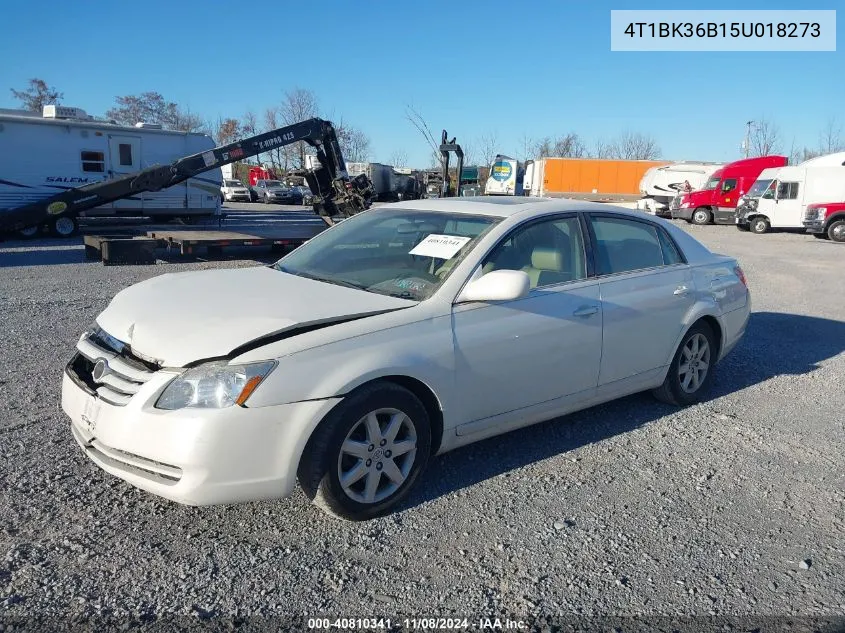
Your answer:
[485,155,523,195]
[0,105,221,236]
[636,161,723,216]
[738,152,845,233]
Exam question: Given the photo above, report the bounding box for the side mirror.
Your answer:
[457,270,530,303]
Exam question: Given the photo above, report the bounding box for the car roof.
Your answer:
[382,196,645,219]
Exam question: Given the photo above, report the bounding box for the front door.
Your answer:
[451,215,602,427]
[108,136,141,211]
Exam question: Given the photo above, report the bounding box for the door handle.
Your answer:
[673,285,690,296]
[573,305,599,317]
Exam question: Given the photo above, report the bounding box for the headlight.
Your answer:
[155,360,276,410]
[804,208,824,220]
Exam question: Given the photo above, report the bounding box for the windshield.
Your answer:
[701,175,721,191]
[745,178,774,198]
[273,207,500,300]
[263,180,284,187]
[224,180,242,186]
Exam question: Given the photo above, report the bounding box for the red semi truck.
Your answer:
[670,155,788,225]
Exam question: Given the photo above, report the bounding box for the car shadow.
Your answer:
[404,311,845,510]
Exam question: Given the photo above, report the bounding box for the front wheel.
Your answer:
[298,381,431,521]
[691,208,712,225]
[828,219,845,243]
[750,216,770,234]
[50,215,79,238]
[652,321,717,406]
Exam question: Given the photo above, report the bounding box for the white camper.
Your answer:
[636,161,723,216]
[485,155,523,195]
[737,152,845,233]
[0,106,221,236]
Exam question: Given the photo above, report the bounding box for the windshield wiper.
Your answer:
[276,266,369,291]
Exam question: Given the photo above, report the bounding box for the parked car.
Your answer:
[61,197,750,521]
[289,185,314,205]
[803,202,845,241]
[253,179,297,204]
[220,179,252,203]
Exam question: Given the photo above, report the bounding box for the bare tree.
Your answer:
[389,149,409,167]
[818,117,844,154]
[280,88,320,169]
[336,121,371,162]
[477,132,500,167]
[215,118,241,145]
[519,133,535,161]
[748,118,782,157]
[607,131,661,160]
[405,105,443,168]
[592,139,612,158]
[10,78,63,112]
[552,133,587,158]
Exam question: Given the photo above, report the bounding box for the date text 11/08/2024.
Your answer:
[307,617,528,630]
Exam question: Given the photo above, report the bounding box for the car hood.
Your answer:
[95,266,416,367]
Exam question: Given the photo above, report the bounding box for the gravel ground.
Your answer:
[0,221,843,631]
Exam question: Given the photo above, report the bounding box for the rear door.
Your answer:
[108,136,142,212]
[773,180,802,227]
[587,213,694,386]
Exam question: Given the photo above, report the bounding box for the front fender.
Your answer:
[239,320,455,414]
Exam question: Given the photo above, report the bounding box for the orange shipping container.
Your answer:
[531,158,669,199]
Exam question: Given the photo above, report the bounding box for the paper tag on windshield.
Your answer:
[409,234,471,259]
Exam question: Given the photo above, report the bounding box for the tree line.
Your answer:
[9,79,845,171]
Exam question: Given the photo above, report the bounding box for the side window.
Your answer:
[81,151,105,173]
[721,178,737,193]
[481,217,586,289]
[118,143,133,166]
[657,227,684,265]
[777,182,799,200]
[589,216,665,275]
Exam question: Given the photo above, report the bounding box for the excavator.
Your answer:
[0,117,375,237]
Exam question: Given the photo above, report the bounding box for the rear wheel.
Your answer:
[652,321,717,406]
[50,215,78,238]
[828,219,845,243]
[298,381,431,521]
[691,208,712,225]
[750,216,770,234]
[18,225,40,238]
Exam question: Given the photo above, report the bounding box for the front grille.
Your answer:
[70,330,158,406]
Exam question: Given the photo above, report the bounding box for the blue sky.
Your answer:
[1,0,842,167]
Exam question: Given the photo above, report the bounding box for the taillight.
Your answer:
[734,265,748,287]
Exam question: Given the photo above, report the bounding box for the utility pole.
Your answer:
[744,120,755,158]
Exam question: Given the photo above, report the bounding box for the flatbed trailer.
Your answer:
[83,224,325,265]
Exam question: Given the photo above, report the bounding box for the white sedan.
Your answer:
[62,197,750,520]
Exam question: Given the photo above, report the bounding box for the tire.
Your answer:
[298,381,432,521]
[827,219,845,243]
[652,321,717,407]
[18,225,40,239]
[691,208,712,225]
[750,216,770,234]
[50,215,79,238]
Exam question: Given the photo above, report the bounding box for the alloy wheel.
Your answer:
[336,408,418,504]
[678,333,710,394]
